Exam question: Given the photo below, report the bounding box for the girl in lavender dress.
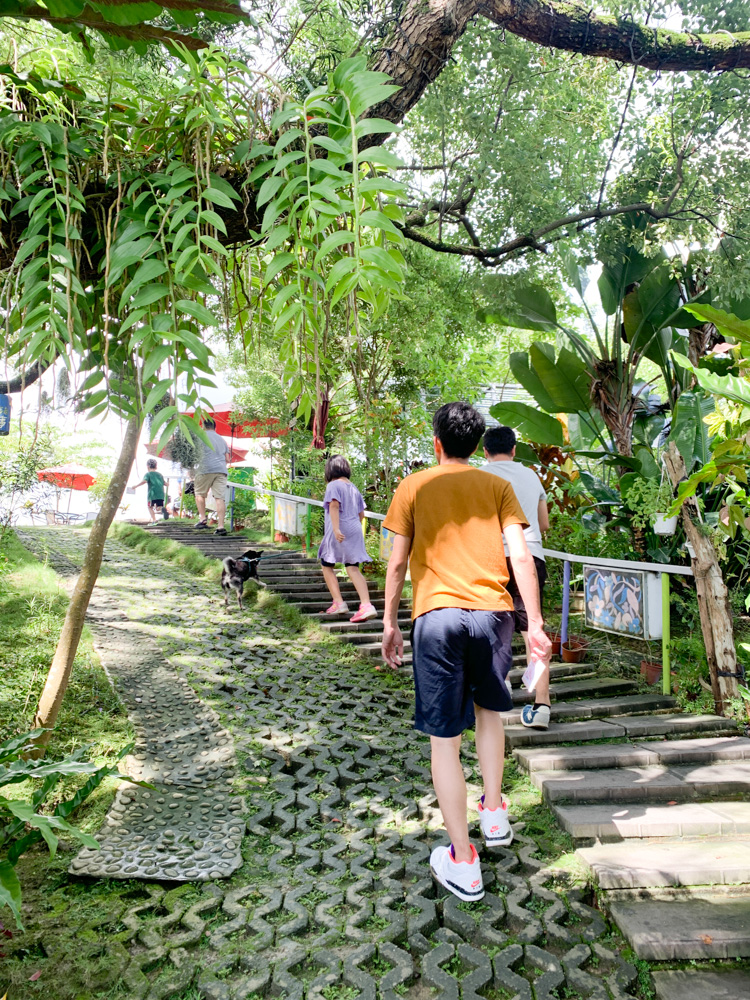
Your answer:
[318,455,376,622]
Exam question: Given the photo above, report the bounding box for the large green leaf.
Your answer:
[683,304,750,343]
[529,343,591,413]
[598,246,661,315]
[488,401,563,446]
[0,859,22,929]
[669,390,714,472]
[623,263,681,369]
[672,353,750,407]
[514,284,557,329]
[508,351,557,412]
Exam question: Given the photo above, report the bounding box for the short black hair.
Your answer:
[203,417,216,430]
[325,455,351,482]
[484,426,516,456]
[432,402,485,459]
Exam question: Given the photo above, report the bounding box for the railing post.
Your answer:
[230,486,235,532]
[560,559,571,645]
[306,503,311,553]
[662,572,671,695]
[270,494,275,540]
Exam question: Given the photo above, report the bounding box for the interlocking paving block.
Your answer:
[653,969,750,1000]
[505,719,627,748]
[578,838,750,889]
[23,525,742,995]
[612,713,739,736]
[552,801,749,840]
[531,766,690,804]
[18,528,244,882]
[640,736,750,763]
[608,892,750,960]
[515,742,657,772]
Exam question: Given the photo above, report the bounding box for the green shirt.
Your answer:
[144,470,165,502]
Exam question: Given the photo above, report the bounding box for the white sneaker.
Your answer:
[429,844,484,901]
[477,795,514,848]
[520,704,551,730]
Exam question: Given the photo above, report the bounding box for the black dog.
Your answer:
[221,549,265,609]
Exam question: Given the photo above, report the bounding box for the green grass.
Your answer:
[110,522,223,580]
[0,529,134,834]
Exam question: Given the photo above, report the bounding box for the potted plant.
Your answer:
[562,637,589,663]
[625,477,677,535]
[640,659,663,685]
[544,630,562,655]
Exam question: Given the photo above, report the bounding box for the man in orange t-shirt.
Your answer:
[382,402,551,902]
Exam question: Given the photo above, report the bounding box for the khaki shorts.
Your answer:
[194,472,227,500]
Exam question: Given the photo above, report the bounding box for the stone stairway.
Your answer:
[143,524,750,997]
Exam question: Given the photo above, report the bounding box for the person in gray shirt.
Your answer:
[194,417,230,536]
[482,426,551,729]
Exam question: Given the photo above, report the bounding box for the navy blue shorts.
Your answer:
[411,608,515,738]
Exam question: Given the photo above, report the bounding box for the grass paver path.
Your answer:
[7,527,660,999]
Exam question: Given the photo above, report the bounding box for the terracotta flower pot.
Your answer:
[562,640,587,663]
[545,631,562,656]
[640,660,663,686]
[274,531,290,542]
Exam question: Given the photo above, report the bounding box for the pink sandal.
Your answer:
[350,603,377,623]
[325,601,349,615]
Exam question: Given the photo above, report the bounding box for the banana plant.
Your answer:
[487,236,714,462]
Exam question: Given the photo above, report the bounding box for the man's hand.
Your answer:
[527,620,552,663]
[381,623,404,669]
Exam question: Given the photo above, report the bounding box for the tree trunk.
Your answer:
[31,414,142,750]
[663,442,739,714]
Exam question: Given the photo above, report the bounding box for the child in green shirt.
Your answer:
[134,458,166,524]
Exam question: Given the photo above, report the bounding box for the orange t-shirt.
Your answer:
[383,464,528,620]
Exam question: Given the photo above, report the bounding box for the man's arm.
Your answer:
[381,533,411,669]
[538,496,550,533]
[504,523,551,660]
[132,480,146,489]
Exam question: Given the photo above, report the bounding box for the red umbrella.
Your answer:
[38,463,96,513]
[38,463,96,490]
[183,403,287,439]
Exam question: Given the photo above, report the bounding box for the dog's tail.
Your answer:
[222,557,236,574]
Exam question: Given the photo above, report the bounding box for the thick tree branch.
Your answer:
[0,357,52,394]
[365,0,750,142]
[399,199,675,263]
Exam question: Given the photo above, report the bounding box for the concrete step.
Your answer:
[291,598,408,613]
[508,662,592,684]
[531,761,750,804]
[515,736,750,772]
[320,618,412,634]
[505,719,631,749]
[578,838,750,889]
[653,969,750,1000]
[273,589,387,604]
[607,713,739,738]
[552,801,750,841]
[499,693,678,727]
[608,892,750,960]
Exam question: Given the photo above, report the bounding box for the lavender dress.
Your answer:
[317,478,371,565]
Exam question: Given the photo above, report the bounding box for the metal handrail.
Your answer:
[228,481,386,521]
[228,479,688,695]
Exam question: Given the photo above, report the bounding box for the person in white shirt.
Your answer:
[482,426,552,730]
